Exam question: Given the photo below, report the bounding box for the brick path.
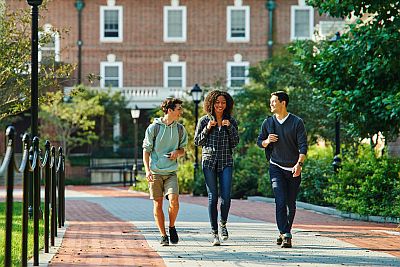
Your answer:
[66,186,400,259]
[49,198,165,267]
[2,185,399,266]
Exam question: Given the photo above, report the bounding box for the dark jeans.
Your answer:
[269,164,301,235]
[203,166,233,233]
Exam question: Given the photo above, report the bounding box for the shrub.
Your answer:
[325,150,400,217]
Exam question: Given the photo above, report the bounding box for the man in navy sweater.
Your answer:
[257,91,308,248]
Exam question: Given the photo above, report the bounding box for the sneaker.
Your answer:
[212,233,221,246]
[220,222,229,241]
[169,226,179,244]
[281,237,292,248]
[160,235,169,246]
[276,234,284,245]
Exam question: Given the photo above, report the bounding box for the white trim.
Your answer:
[227,5,250,42]
[100,61,123,88]
[290,5,314,40]
[100,5,123,42]
[163,5,187,42]
[226,61,249,88]
[163,62,186,88]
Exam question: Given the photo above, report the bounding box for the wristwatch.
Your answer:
[298,162,304,167]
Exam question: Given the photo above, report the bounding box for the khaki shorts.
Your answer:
[149,173,179,199]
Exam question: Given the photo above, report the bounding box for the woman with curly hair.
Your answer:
[194,90,239,246]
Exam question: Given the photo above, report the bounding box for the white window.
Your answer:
[226,62,249,88]
[291,5,314,40]
[39,30,60,63]
[100,62,123,88]
[100,5,123,42]
[227,6,250,42]
[164,62,186,88]
[164,6,187,42]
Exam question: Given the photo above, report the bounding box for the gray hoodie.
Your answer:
[142,117,188,174]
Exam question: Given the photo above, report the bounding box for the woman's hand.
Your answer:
[222,119,230,127]
[207,120,217,130]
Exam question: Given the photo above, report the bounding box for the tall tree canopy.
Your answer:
[290,0,400,146]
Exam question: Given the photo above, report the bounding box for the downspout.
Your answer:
[266,0,276,59]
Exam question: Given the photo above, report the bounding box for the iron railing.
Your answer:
[0,126,66,266]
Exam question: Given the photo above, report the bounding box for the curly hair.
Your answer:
[203,90,234,117]
[161,97,183,114]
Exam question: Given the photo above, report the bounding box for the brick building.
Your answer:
[4,0,344,156]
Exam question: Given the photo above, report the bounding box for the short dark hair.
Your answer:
[161,97,183,114]
[271,91,289,107]
[203,90,234,116]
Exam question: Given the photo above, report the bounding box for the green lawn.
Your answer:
[0,202,44,266]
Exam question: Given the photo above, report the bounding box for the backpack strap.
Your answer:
[152,123,183,149]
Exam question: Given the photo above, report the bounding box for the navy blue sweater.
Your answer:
[257,114,308,168]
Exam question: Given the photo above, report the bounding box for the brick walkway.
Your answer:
[67,186,400,258]
[49,198,165,267]
[2,185,399,266]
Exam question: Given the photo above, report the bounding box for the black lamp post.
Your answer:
[74,0,85,84]
[191,84,202,192]
[265,0,276,58]
[27,1,42,265]
[331,32,341,173]
[131,108,141,187]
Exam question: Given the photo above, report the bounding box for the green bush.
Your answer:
[68,155,90,166]
[65,176,91,185]
[298,145,334,206]
[325,149,400,217]
[232,145,270,199]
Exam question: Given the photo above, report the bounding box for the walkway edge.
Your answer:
[27,222,68,267]
[248,196,400,224]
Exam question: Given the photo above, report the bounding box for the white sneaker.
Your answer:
[212,233,221,246]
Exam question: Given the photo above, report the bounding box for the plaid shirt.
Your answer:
[194,115,239,172]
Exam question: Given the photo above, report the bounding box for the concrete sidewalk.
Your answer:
[46,185,400,266]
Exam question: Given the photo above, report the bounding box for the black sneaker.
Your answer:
[169,226,179,244]
[276,234,284,245]
[160,235,169,246]
[281,237,292,248]
[220,222,229,241]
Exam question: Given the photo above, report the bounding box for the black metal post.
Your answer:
[22,134,30,267]
[4,127,15,267]
[50,146,56,245]
[266,0,276,58]
[194,101,199,185]
[331,32,341,173]
[134,117,138,186]
[27,0,43,220]
[44,141,51,253]
[32,136,40,266]
[75,0,85,84]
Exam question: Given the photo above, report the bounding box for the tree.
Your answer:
[0,3,73,120]
[234,48,332,150]
[290,1,400,148]
[39,86,105,158]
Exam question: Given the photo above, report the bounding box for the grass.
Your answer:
[0,202,44,266]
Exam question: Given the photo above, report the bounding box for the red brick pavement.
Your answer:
[3,185,399,264]
[49,189,165,267]
[179,195,400,258]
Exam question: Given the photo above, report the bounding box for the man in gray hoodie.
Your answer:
[142,98,188,246]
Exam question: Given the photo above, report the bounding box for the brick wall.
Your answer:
[8,0,332,88]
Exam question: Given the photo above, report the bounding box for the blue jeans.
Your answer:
[203,166,233,233]
[269,164,301,235]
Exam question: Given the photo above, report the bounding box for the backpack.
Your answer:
[152,123,184,149]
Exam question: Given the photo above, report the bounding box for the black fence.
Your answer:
[0,126,66,266]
